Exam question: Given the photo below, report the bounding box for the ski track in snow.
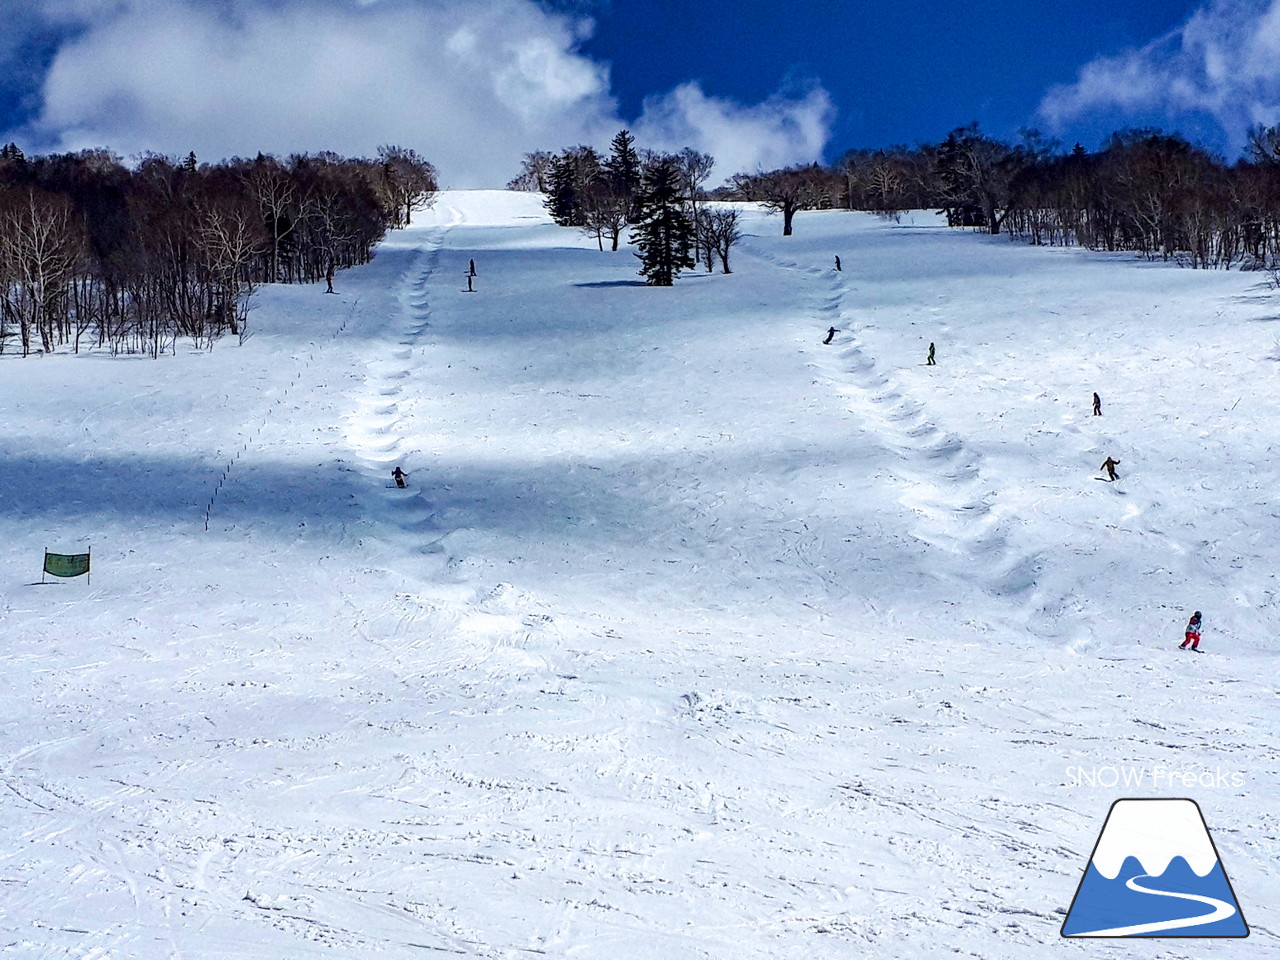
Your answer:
[744,239,1077,642]
[207,292,358,531]
[348,219,451,543]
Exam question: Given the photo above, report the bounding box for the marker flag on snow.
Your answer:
[43,550,90,580]
[1061,799,1248,938]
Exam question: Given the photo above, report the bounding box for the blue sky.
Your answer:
[0,0,1274,185]
[584,0,1208,152]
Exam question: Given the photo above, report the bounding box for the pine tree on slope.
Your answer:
[605,129,643,223]
[633,159,695,286]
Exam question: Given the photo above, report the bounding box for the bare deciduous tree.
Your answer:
[730,165,827,235]
[674,148,715,258]
[194,194,267,342]
[376,144,438,227]
[0,146,429,357]
[507,151,556,192]
[699,207,742,274]
[580,182,629,251]
[0,187,82,355]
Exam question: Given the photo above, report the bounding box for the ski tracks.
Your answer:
[346,223,452,565]
[750,243,1080,640]
[341,208,564,683]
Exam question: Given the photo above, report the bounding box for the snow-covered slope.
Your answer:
[2,189,1277,957]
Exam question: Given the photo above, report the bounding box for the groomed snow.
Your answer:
[2,189,1277,957]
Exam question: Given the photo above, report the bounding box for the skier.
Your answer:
[823,326,837,345]
[1179,611,1203,651]
[834,255,842,272]
[1093,392,1102,416]
[469,258,477,277]
[1100,456,1120,481]
[391,466,408,489]
[927,342,936,365]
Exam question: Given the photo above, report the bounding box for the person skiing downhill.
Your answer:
[823,326,837,345]
[927,342,936,365]
[1180,611,1203,651]
[1093,392,1102,416]
[391,466,409,489]
[1100,456,1120,481]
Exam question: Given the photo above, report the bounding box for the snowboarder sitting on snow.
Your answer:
[391,466,409,489]
[1180,611,1203,651]
[823,326,837,345]
[1100,456,1120,481]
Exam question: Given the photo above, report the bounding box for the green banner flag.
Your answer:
[44,551,90,578]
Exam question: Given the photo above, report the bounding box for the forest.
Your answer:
[516,122,1280,277]
[0,144,436,357]
[10,117,1280,358]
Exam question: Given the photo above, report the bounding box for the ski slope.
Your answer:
[2,190,1278,957]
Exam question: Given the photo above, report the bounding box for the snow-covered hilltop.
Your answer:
[1,190,1276,957]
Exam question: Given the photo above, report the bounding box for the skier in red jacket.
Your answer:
[1179,611,1202,651]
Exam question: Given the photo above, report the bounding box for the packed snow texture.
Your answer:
[2,191,1277,957]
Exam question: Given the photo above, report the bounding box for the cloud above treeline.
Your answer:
[1039,0,1280,147]
[1,0,835,186]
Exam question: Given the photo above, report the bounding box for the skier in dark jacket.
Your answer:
[823,326,837,345]
[391,466,409,489]
[1100,456,1120,481]
[1179,611,1203,651]
[1093,392,1102,416]
[927,342,936,365]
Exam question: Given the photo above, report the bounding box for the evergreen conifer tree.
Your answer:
[544,147,602,227]
[605,129,642,222]
[633,159,695,286]
[544,152,579,226]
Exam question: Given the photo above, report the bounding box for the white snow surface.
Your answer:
[2,190,1279,956]
[1091,799,1218,879]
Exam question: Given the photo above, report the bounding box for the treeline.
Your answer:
[508,131,742,282]
[0,144,436,357]
[720,122,1280,271]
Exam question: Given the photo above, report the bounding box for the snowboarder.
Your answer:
[469,258,477,277]
[1093,392,1102,416]
[834,255,842,271]
[391,466,408,489]
[823,326,837,345]
[1100,456,1120,481]
[927,342,936,365]
[1179,611,1203,651]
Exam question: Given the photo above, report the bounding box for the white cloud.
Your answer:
[634,81,835,185]
[4,0,835,187]
[1039,0,1280,145]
